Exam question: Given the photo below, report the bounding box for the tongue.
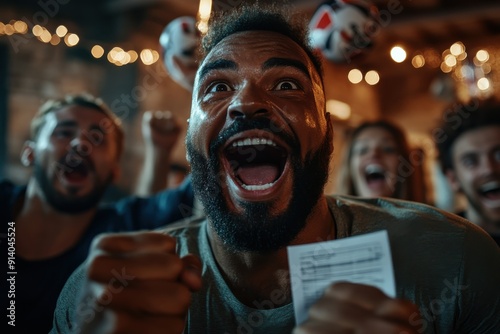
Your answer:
[238,164,279,185]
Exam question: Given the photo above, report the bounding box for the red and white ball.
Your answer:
[159,16,200,90]
[309,0,380,63]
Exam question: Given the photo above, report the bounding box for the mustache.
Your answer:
[56,151,95,173]
[209,118,299,156]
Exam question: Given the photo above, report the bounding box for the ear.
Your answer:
[20,141,36,167]
[445,169,462,192]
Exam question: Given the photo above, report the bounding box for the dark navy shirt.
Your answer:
[1,178,194,334]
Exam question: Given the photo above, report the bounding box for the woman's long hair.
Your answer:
[335,120,427,203]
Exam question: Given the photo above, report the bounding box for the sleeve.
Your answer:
[453,224,500,333]
[114,176,195,230]
[51,264,87,334]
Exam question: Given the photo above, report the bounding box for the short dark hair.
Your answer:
[201,3,323,78]
[436,99,500,172]
[30,93,124,158]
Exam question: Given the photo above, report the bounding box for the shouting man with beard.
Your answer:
[436,100,500,246]
[53,5,499,334]
[1,94,195,333]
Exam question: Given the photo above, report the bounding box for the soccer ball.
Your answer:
[309,0,380,63]
[159,16,200,90]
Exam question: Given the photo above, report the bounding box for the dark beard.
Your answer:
[187,118,333,252]
[34,159,111,214]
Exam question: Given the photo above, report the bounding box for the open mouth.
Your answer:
[478,181,500,202]
[61,163,90,185]
[364,164,387,185]
[223,137,288,192]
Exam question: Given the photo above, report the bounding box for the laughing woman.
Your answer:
[335,120,427,203]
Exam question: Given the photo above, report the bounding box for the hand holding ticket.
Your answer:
[287,230,396,325]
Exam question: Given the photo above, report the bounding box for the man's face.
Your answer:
[448,125,500,226]
[30,105,121,213]
[187,31,332,251]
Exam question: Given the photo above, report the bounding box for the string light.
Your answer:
[0,19,156,67]
[348,69,363,84]
[390,46,407,63]
[365,70,380,85]
[91,45,105,58]
[56,25,68,37]
[476,50,489,62]
[197,0,212,34]
[412,54,425,68]
[0,17,497,88]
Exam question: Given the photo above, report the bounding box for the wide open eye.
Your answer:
[206,82,232,93]
[273,80,300,91]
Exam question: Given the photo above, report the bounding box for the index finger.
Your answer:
[92,231,177,255]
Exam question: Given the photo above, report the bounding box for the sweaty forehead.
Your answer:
[202,30,314,71]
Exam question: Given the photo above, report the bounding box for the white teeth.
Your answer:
[231,138,277,147]
[480,181,500,193]
[241,182,274,191]
[365,164,386,175]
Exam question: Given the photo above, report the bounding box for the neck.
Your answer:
[465,207,500,236]
[208,196,334,307]
[15,181,97,260]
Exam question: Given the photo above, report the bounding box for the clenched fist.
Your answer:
[76,231,202,334]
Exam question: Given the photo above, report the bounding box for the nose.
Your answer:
[69,131,92,156]
[227,84,270,120]
[366,146,382,158]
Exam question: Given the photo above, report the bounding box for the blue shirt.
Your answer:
[1,178,194,334]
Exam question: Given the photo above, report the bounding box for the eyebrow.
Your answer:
[198,59,238,83]
[54,120,78,128]
[262,57,311,79]
[54,121,106,133]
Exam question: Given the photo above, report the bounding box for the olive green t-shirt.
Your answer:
[52,195,500,333]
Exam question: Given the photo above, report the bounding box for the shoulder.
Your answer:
[52,263,87,332]
[0,179,24,200]
[0,180,26,217]
[325,194,496,249]
[327,194,469,228]
[157,216,207,257]
[95,177,196,231]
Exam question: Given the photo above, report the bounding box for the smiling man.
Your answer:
[436,100,500,246]
[53,5,499,334]
[1,94,195,333]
